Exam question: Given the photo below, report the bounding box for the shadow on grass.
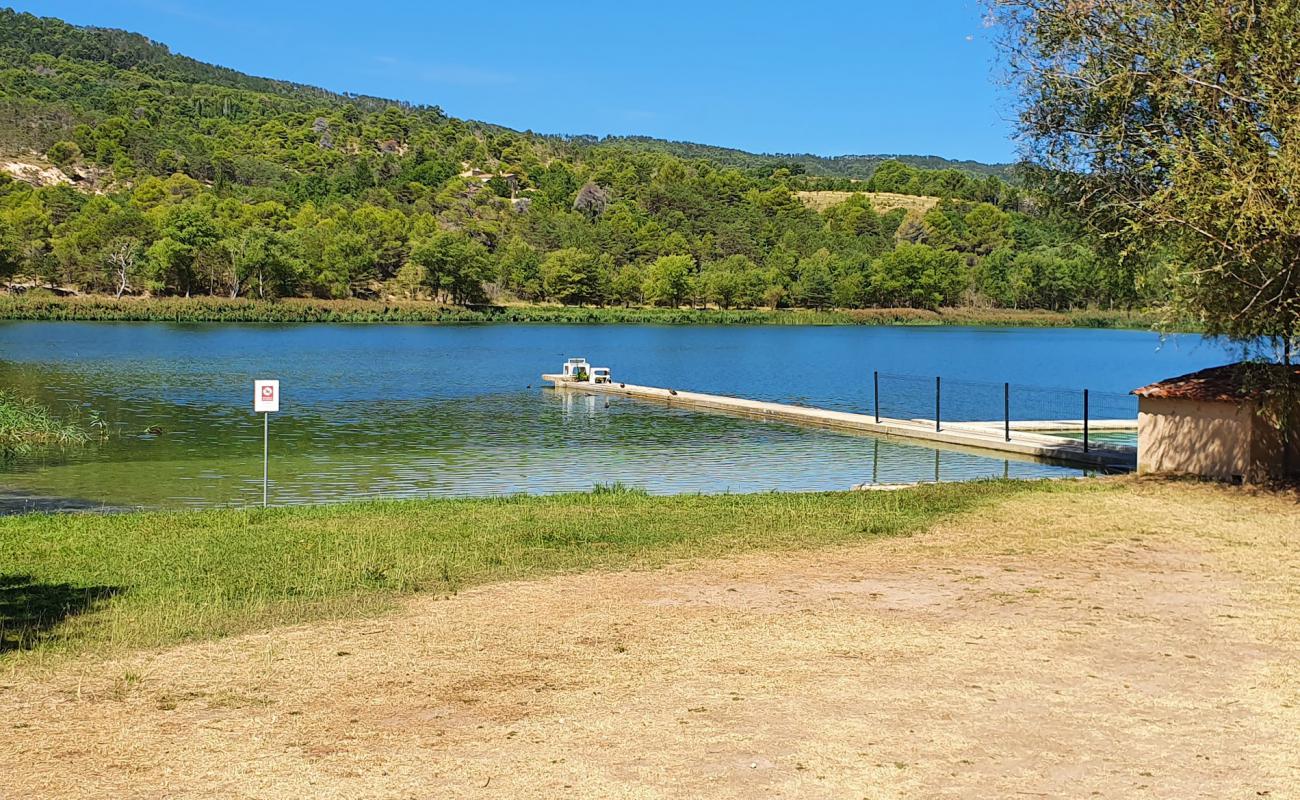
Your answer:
[0,574,123,653]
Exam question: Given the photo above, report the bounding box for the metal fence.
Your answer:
[870,371,1138,451]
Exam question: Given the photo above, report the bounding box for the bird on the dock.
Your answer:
[619,383,625,388]
[669,389,678,396]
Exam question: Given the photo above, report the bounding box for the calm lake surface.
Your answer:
[1,322,1237,510]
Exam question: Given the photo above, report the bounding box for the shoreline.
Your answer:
[0,295,1168,329]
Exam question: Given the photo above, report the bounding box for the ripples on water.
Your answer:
[4,322,1234,509]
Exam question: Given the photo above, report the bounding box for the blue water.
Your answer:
[1,323,1237,509]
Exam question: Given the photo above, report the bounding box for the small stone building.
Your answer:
[1132,363,1299,482]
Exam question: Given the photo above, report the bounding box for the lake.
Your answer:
[2,322,1237,511]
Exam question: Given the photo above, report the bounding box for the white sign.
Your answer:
[254,379,280,413]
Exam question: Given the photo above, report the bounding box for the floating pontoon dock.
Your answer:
[542,374,1137,471]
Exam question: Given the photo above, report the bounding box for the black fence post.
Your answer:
[1004,382,1010,442]
[873,370,879,423]
[935,376,941,432]
[1083,388,1090,452]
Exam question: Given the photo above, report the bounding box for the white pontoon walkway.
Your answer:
[542,375,1137,471]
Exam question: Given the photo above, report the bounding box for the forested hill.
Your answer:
[0,9,1009,183]
[0,8,1164,312]
[0,8,420,111]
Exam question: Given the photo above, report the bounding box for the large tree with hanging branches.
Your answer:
[988,0,1300,363]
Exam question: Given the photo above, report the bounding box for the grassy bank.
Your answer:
[0,480,1074,662]
[0,294,1163,329]
[0,390,88,453]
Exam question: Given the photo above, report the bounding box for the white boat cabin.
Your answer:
[561,357,590,379]
[559,357,612,384]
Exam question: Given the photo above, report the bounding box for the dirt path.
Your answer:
[2,481,1298,798]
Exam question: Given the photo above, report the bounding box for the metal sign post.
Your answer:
[253,379,280,507]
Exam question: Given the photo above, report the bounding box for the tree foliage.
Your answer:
[990,0,1300,358]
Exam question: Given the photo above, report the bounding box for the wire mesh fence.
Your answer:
[870,371,1138,450]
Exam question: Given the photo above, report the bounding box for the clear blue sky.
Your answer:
[12,0,1018,163]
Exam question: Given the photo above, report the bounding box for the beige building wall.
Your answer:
[1249,399,1300,479]
[1138,396,1298,481]
[1137,397,1257,481]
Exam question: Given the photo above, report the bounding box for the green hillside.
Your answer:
[0,8,1165,312]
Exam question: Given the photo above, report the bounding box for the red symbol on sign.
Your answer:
[261,386,274,400]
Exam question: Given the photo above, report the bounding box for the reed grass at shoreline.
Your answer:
[0,294,1166,329]
[0,390,88,453]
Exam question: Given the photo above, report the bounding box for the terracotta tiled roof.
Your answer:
[1132,362,1300,402]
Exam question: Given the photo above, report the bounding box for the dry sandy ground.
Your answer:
[2,480,1298,799]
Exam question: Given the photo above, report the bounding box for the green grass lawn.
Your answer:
[0,480,1088,663]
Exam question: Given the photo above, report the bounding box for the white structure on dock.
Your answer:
[561,357,589,379]
[557,357,612,384]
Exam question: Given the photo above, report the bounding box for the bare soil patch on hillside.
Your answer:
[2,480,1297,798]
[796,189,940,216]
